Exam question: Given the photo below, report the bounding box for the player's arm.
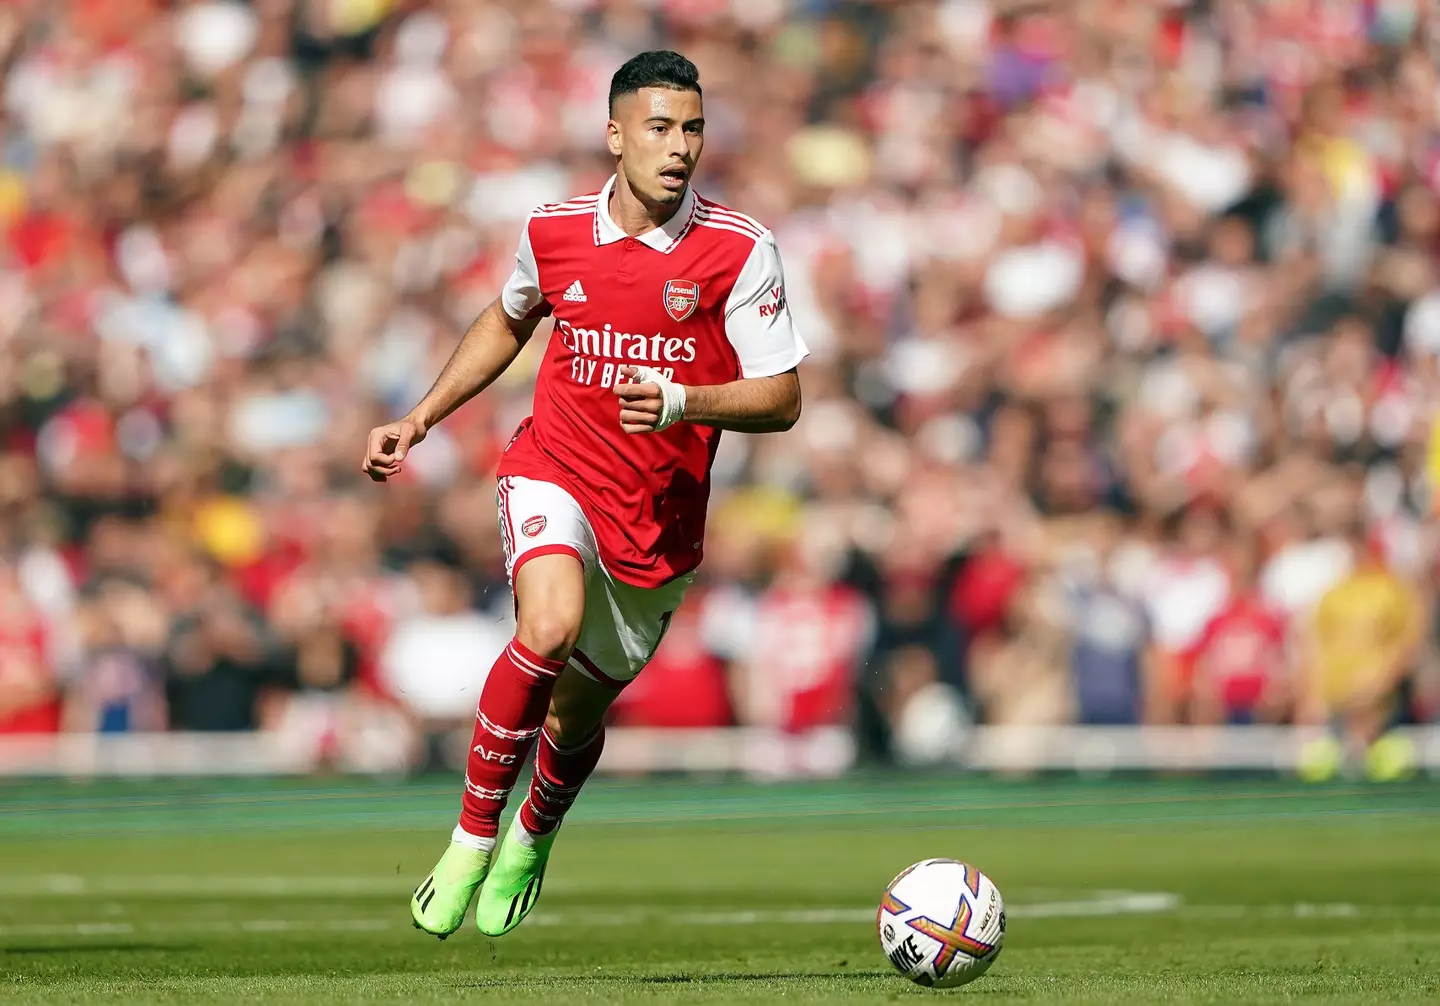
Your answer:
[616,366,801,434]
[680,369,801,432]
[363,217,548,482]
[363,302,540,481]
[613,230,808,436]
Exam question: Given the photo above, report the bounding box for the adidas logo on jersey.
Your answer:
[563,280,587,303]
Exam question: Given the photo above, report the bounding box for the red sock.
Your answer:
[518,726,606,836]
[458,639,566,839]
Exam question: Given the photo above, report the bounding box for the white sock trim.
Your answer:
[514,818,540,848]
[451,825,497,853]
[514,806,562,848]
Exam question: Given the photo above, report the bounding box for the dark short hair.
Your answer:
[608,51,701,114]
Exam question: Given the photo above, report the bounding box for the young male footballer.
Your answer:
[362,50,806,938]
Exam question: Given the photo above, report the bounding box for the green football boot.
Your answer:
[410,841,491,939]
[473,820,556,937]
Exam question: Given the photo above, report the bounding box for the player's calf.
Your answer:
[454,554,585,842]
[520,724,606,836]
[475,673,615,936]
[408,551,585,941]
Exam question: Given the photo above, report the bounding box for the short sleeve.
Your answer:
[500,215,550,321]
[723,232,809,379]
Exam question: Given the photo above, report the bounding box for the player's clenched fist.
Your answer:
[362,417,427,482]
[614,365,687,434]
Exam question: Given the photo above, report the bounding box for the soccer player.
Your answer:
[361,50,806,938]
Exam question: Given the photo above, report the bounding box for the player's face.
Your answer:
[607,87,705,207]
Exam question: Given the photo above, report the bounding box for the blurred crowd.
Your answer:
[2,0,1440,772]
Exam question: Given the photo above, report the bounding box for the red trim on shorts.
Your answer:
[570,647,628,690]
[497,477,516,564]
[512,544,585,581]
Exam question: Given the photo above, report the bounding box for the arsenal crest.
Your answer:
[663,279,700,322]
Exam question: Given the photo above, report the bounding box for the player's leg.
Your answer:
[521,669,621,833]
[473,669,620,936]
[411,479,591,938]
[455,553,587,837]
[475,571,690,936]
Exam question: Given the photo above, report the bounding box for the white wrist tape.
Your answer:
[628,366,687,432]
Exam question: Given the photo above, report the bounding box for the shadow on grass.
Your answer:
[638,972,895,983]
[452,970,896,989]
[2,943,200,955]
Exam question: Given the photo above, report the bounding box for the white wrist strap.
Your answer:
[629,366,687,432]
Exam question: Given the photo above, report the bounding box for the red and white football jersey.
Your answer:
[738,584,873,733]
[496,176,808,588]
[1186,593,1288,711]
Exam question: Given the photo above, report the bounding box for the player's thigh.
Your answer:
[514,555,587,658]
[498,476,598,657]
[569,571,693,687]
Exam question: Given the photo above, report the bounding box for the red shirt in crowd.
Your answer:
[1187,592,1288,711]
[607,590,732,728]
[743,584,872,733]
[0,603,58,734]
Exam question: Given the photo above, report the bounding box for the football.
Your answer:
[877,859,1006,989]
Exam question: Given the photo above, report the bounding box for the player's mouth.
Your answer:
[659,165,689,191]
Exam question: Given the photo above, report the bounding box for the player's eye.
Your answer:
[684,123,702,135]
[651,125,668,135]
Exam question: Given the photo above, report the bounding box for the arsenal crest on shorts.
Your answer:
[663,279,700,322]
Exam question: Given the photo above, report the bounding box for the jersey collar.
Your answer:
[593,174,697,254]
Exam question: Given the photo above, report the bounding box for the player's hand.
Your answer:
[614,366,665,434]
[362,416,427,482]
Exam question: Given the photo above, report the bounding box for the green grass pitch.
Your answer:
[1,775,1438,1004]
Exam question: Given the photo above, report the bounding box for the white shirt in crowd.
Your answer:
[1260,538,1354,617]
[380,610,511,720]
[1142,555,1231,652]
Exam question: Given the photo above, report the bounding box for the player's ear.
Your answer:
[605,117,623,157]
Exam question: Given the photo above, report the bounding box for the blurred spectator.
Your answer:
[968,567,1072,728]
[1259,501,1354,619]
[162,557,271,732]
[730,524,873,733]
[884,645,971,767]
[0,561,58,733]
[1142,504,1232,723]
[1301,524,1424,756]
[1061,520,1153,726]
[379,556,509,767]
[64,577,167,733]
[608,589,733,729]
[1187,540,1291,726]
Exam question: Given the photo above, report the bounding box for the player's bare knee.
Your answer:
[515,616,580,663]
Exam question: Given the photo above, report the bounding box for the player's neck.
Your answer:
[609,175,684,237]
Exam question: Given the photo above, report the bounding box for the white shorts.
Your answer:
[496,475,692,687]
